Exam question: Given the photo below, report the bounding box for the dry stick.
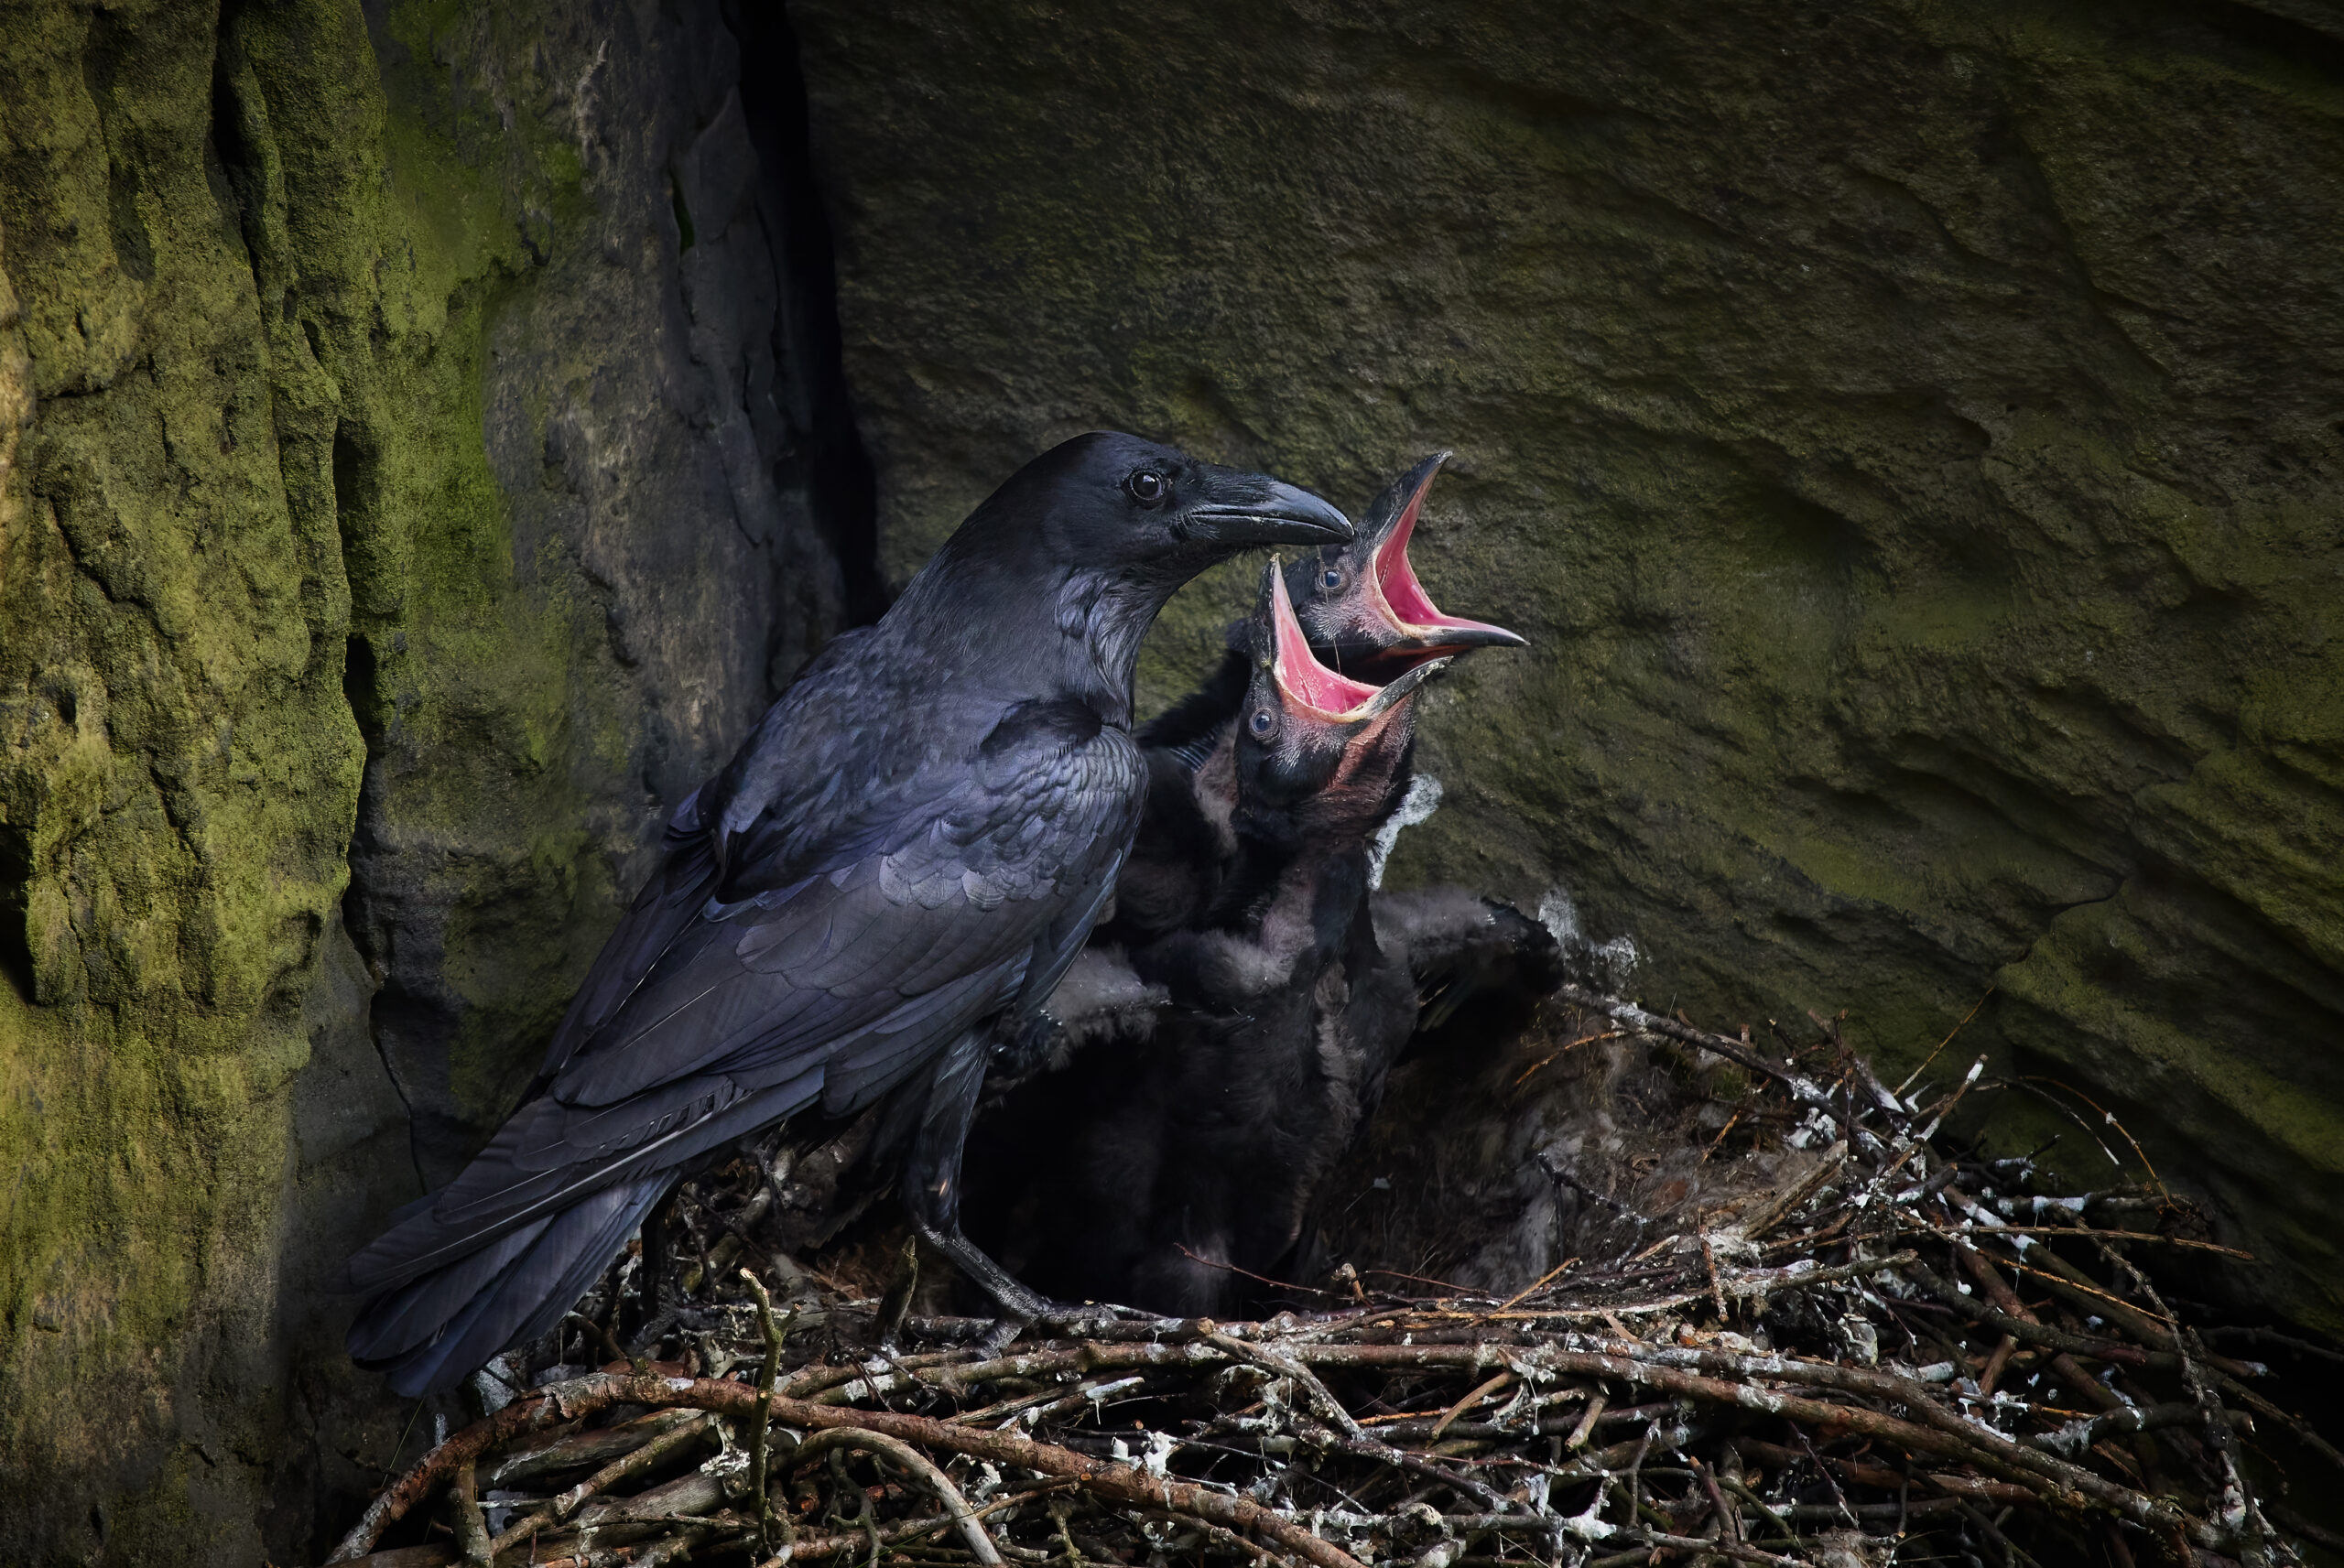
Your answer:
[1213,1343,1525,1512]
[1948,1247,2127,1417]
[485,1407,700,1489]
[739,1270,793,1559]
[451,1460,492,1567]
[2013,1076,2167,1191]
[1566,1390,1608,1451]
[1691,1454,1740,1544]
[1555,984,1807,1089]
[340,1296,2236,1564]
[1305,1420,1512,1511]
[479,1411,716,1560]
[1731,1437,2035,1507]
[1720,1474,1802,1545]
[1590,1534,1805,1568]
[1405,1247,1910,1326]
[1700,1237,1728,1321]
[1292,1341,2205,1541]
[1894,985,1995,1100]
[1134,1504,1281,1565]
[1198,1331,1364,1444]
[332,1372,1364,1568]
[1481,1257,1578,1318]
[790,1427,1004,1565]
[2104,1249,2274,1565]
[1903,1256,2172,1371]
[564,1311,635,1370]
[1427,1371,1514,1442]
[1731,1144,1848,1241]
[1970,1238,2259,1380]
[1926,1223,2251,1260]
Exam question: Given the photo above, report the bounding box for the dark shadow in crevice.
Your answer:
[0,821,36,1002]
[724,0,888,629]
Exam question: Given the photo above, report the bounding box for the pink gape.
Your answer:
[1271,568,1384,719]
[1368,465,1519,649]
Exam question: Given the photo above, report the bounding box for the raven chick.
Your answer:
[962,561,1444,1316]
[1108,452,1523,945]
[341,433,1350,1394]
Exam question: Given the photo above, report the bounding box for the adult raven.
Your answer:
[342,433,1351,1395]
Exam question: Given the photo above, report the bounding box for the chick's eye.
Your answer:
[1248,708,1276,738]
[1125,470,1167,505]
[1319,568,1343,591]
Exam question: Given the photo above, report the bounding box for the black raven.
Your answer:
[1105,452,1524,946]
[341,433,1350,1394]
[961,561,1447,1315]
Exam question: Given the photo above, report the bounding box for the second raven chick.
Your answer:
[962,563,1445,1315]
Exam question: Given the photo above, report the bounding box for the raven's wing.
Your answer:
[345,698,1142,1304]
[530,625,890,1087]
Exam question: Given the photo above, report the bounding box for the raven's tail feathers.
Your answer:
[348,1174,670,1397]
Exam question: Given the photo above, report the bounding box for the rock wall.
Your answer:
[0,0,851,1559]
[788,1,2344,1329]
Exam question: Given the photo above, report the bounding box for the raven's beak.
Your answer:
[1267,565,1443,721]
[1188,479,1354,547]
[1364,453,1527,653]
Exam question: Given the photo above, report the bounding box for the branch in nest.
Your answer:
[331,1371,1366,1568]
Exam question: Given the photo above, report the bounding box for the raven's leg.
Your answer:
[900,1028,1057,1325]
[905,1031,1191,1349]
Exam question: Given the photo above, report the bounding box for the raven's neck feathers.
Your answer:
[881,555,1174,730]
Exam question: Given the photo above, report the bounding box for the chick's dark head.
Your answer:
[1232,558,1448,845]
[1279,450,1525,683]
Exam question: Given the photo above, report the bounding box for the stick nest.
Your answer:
[324,988,2340,1568]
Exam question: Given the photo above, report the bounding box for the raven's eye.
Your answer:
[1319,567,1343,592]
[1248,708,1276,738]
[1125,470,1167,505]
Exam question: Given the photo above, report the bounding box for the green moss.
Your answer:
[0,0,724,1551]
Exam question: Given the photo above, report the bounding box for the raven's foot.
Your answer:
[969,1299,1169,1356]
[909,1217,1060,1323]
[973,1314,1032,1357]
[1035,1299,1185,1337]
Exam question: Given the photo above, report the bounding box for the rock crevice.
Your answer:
[0,0,865,1559]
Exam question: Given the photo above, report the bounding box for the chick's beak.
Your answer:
[1364,455,1527,653]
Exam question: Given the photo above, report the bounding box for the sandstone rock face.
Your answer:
[790,1,2344,1329]
[0,0,846,1558]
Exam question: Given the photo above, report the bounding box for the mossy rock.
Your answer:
[0,0,840,1559]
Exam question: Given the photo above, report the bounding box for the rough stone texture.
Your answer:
[0,0,845,1560]
[790,0,2344,1330]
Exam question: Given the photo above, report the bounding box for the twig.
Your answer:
[565,1311,635,1370]
[451,1460,492,1566]
[1894,986,1994,1100]
[741,1270,794,1558]
[792,1427,1004,1565]
[1427,1372,1514,1442]
[335,1371,1366,1568]
[481,1410,716,1559]
[1557,985,1807,1089]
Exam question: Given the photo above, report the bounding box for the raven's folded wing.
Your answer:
[344,698,1143,1300]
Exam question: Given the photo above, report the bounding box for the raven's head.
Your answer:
[958,431,1351,586]
[1232,557,1447,842]
[1277,451,1525,683]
